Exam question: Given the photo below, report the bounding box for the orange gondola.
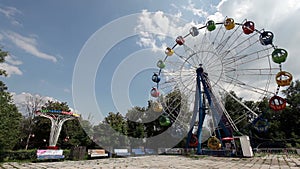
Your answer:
[276,71,293,86]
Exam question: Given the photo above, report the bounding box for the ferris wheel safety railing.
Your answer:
[150,17,292,113]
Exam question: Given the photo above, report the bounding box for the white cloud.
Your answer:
[0,5,22,26]
[5,54,22,65]
[134,0,300,107]
[12,92,58,116]
[135,1,300,96]
[214,0,300,80]
[135,10,195,52]
[0,54,22,76]
[12,92,77,116]
[4,31,57,62]
[182,0,209,18]
[0,63,22,76]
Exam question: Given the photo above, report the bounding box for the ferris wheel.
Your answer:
[149,17,292,153]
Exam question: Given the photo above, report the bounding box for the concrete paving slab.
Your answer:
[1,154,299,169]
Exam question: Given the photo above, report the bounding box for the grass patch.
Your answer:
[186,154,208,159]
[254,153,268,157]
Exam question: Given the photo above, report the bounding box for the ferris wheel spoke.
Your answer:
[211,23,225,47]
[222,46,273,66]
[160,73,195,95]
[214,24,244,54]
[198,32,212,64]
[171,51,198,68]
[205,55,222,69]
[220,75,273,96]
[182,45,201,66]
[207,73,222,83]
[160,80,196,118]
[165,60,190,70]
[216,83,259,118]
[224,67,278,76]
[223,53,271,68]
[224,31,260,56]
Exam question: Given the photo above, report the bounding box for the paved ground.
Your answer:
[1,154,300,169]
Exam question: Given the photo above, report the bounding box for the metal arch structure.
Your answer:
[35,110,80,147]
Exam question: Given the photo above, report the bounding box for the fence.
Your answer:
[254,148,300,155]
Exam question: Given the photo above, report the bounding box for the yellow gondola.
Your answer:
[207,136,221,150]
[224,18,235,30]
[152,101,163,113]
[165,47,174,56]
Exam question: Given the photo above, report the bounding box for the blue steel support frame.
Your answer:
[186,66,213,154]
[196,67,204,154]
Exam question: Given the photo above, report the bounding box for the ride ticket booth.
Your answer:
[221,135,253,157]
[233,135,253,157]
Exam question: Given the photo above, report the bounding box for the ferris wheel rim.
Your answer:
[149,17,292,139]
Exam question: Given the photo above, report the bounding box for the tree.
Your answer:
[59,118,93,149]
[281,80,300,147]
[0,49,22,151]
[223,91,248,129]
[0,49,8,77]
[0,91,22,150]
[126,107,145,137]
[21,94,46,149]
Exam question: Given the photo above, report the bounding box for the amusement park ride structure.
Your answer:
[35,109,80,148]
[150,17,292,156]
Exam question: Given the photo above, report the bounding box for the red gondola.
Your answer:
[176,36,185,45]
[242,21,255,34]
[269,95,286,111]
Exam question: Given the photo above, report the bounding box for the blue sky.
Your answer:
[1,0,300,123]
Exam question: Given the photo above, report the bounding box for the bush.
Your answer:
[64,149,71,160]
[0,149,37,162]
[0,149,78,162]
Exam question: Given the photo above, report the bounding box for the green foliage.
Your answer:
[246,81,300,148]
[0,93,22,150]
[0,49,22,151]
[0,49,8,76]
[0,149,73,162]
[42,100,70,111]
[59,119,93,149]
[63,149,71,160]
[0,149,37,162]
[283,80,300,108]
